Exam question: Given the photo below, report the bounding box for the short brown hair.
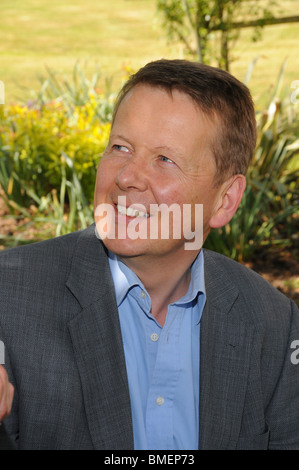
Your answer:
[113,59,256,185]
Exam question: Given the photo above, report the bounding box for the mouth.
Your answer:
[116,204,150,219]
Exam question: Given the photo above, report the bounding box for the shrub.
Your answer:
[0,67,112,237]
[0,99,110,206]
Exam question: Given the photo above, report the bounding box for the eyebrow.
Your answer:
[109,134,132,144]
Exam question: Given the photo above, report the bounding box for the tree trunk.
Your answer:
[220,31,230,71]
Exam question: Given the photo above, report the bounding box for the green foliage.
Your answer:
[156,0,297,70]
[0,65,112,236]
[35,62,117,123]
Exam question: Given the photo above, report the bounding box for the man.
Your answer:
[0,59,298,450]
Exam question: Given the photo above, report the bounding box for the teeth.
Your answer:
[117,204,149,218]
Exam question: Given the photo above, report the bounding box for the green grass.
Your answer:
[231,23,299,104]
[0,0,178,102]
[0,0,298,103]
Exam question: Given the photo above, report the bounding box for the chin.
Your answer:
[101,237,147,258]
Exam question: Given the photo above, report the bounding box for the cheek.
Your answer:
[152,178,185,206]
[95,159,115,195]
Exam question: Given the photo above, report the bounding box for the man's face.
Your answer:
[94,84,223,261]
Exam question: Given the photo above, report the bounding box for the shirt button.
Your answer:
[150,333,159,342]
[156,396,165,406]
[140,291,146,299]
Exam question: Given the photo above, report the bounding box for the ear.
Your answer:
[209,175,246,229]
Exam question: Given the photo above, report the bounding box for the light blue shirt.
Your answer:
[108,251,206,450]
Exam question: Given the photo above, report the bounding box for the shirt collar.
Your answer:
[173,250,206,305]
[108,250,206,308]
[108,251,145,307]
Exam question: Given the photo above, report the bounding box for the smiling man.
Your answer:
[0,59,298,450]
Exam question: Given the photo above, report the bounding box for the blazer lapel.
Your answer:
[199,250,255,450]
[66,225,134,450]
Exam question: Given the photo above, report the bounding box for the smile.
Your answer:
[116,204,149,218]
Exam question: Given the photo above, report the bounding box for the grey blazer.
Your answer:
[0,423,15,450]
[0,224,298,450]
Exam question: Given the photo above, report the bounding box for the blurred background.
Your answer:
[0,0,298,304]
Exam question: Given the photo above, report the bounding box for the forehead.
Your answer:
[116,83,196,114]
[113,84,214,142]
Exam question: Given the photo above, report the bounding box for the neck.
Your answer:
[118,251,199,326]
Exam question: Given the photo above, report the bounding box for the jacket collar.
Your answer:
[66,225,134,450]
[199,249,255,449]
[66,224,112,308]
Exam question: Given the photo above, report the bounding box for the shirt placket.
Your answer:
[145,307,181,450]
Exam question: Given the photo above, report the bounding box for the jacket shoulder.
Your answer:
[204,248,289,299]
[203,248,297,325]
[0,228,82,261]
[0,227,98,299]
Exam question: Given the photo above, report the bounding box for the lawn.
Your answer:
[0,0,298,103]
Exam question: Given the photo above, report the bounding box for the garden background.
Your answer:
[0,0,298,305]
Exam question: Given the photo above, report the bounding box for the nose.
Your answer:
[116,155,148,192]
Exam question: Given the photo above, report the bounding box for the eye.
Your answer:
[112,144,130,153]
[159,155,174,163]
